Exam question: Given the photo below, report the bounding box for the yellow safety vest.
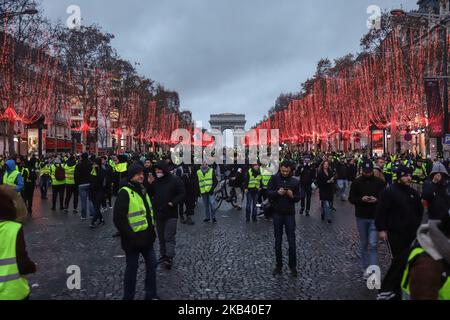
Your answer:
[0,221,30,300]
[3,170,19,187]
[64,164,76,185]
[120,187,154,233]
[401,247,450,300]
[40,164,50,177]
[248,169,262,189]
[197,169,213,195]
[261,168,272,188]
[20,167,30,183]
[116,162,128,173]
[50,164,65,186]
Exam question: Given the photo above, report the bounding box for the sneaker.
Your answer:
[290,268,298,278]
[73,209,78,214]
[236,206,242,211]
[305,212,310,217]
[97,220,105,226]
[63,209,69,214]
[81,217,87,221]
[272,267,282,276]
[203,219,211,223]
[89,223,96,229]
[109,206,113,210]
[212,219,217,224]
[331,207,337,212]
[299,209,305,215]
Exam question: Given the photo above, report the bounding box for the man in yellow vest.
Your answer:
[39,160,51,199]
[197,162,218,223]
[400,214,450,300]
[258,163,272,219]
[113,164,158,300]
[114,155,128,195]
[50,158,66,211]
[2,159,24,194]
[245,163,262,222]
[63,156,78,214]
[0,186,37,300]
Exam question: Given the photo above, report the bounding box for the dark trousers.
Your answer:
[21,183,35,214]
[102,183,112,208]
[90,190,105,224]
[52,184,65,209]
[112,173,120,195]
[273,213,297,269]
[380,232,416,298]
[123,247,157,300]
[64,184,79,210]
[40,174,50,199]
[300,186,312,213]
[246,189,258,221]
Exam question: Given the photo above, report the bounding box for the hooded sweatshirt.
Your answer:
[3,160,24,193]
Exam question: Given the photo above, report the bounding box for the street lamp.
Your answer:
[391,9,449,157]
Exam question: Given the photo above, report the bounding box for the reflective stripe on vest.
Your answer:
[248,169,262,189]
[0,221,30,300]
[120,187,153,233]
[401,247,450,300]
[197,169,213,195]
[64,165,76,185]
[40,165,50,176]
[3,171,19,187]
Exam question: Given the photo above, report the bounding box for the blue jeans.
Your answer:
[321,200,332,221]
[336,179,348,200]
[300,186,312,212]
[246,190,258,221]
[273,214,297,269]
[78,184,90,218]
[90,190,104,223]
[201,194,216,220]
[356,218,379,270]
[123,246,157,300]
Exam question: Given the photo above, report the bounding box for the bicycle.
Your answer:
[214,173,240,211]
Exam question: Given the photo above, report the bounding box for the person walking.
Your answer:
[422,162,450,222]
[0,186,37,300]
[316,160,336,224]
[50,159,65,211]
[38,160,51,200]
[297,157,316,217]
[89,158,107,229]
[267,161,300,277]
[197,162,218,223]
[74,153,92,221]
[245,163,262,222]
[148,161,185,270]
[17,158,35,215]
[374,157,386,185]
[101,156,114,211]
[349,159,386,279]
[2,159,24,194]
[375,165,424,300]
[400,213,450,300]
[63,156,78,214]
[113,164,158,300]
[335,157,349,201]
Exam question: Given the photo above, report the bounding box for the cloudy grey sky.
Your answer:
[41,0,417,129]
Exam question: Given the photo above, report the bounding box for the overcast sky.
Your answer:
[41,0,417,129]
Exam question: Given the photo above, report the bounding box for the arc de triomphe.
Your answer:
[209,113,246,147]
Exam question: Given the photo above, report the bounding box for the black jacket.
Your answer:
[317,170,335,201]
[74,159,92,186]
[335,163,348,180]
[297,165,316,188]
[422,180,450,221]
[349,175,386,219]
[89,165,106,196]
[113,181,156,252]
[148,173,185,220]
[267,173,301,215]
[375,183,423,236]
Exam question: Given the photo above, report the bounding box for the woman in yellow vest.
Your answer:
[2,160,24,194]
[0,186,37,300]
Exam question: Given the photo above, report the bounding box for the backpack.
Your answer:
[55,165,65,181]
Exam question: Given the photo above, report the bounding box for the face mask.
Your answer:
[156,173,164,179]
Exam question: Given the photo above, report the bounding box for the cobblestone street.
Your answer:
[22,190,391,300]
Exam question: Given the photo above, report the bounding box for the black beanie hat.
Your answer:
[127,163,144,180]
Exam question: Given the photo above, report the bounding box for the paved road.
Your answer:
[22,188,391,300]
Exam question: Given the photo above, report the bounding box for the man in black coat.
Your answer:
[113,163,158,300]
[74,153,92,220]
[422,162,450,222]
[147,160,185,270]
[296,157,316,216]
[267,161,301,277]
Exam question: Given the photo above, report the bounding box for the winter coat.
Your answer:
[267,173,301,215]
[348,175,386,219]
